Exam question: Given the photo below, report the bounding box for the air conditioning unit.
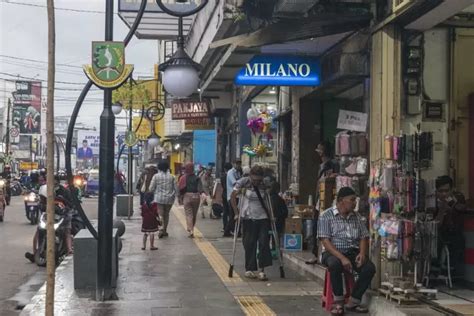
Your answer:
[393,0,413,13]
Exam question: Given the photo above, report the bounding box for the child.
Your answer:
[141,192,160,250]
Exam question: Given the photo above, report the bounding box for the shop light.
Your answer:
[269,87,276,94]
[148,133,161,148]
[174,143,181,150]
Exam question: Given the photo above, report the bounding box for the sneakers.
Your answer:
[258,272,268,281]
[188,231,194,238]
[244,271,257,279]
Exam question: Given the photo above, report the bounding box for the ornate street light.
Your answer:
[111,102,123,115]
[156,0,209,98]
[146,102,165,148]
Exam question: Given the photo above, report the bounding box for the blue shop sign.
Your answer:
[235,55,320,86]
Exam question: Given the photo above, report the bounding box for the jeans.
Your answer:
[321,249,376,302]
[242,219,272,271]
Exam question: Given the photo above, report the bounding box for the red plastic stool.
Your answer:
[321,269,355,311]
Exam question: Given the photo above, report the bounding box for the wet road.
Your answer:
[0,195,98,313]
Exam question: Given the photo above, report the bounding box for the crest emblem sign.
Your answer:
[84,41,133,89]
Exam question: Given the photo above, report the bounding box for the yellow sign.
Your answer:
[19,162,39,170]
[132,117,151,140]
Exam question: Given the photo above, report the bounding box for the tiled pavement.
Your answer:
[19,197,448,315]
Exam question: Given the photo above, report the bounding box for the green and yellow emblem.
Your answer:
[84,41,133,89]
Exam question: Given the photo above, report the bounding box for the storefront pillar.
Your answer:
[369,24,402,287]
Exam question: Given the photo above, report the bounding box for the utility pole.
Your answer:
[5,98,11,156]
[97,0,116,301]
[45,0,56,315]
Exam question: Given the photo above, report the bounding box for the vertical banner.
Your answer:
[12,81,42,134]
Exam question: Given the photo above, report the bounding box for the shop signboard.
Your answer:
[235,55,320,86]
[12,80,42,134]
[184,118,214,130]
[19,161,39,171]
[171,100,209,120]
[337,110,368,132]
[283,234,303,251]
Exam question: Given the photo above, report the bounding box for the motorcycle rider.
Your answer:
[25,175,74,263]
[0,166,12,205]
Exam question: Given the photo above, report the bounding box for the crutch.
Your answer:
[265,193,285,278]
[228,192,243,278]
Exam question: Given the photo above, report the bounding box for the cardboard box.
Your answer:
[285,218,303,234]
[283,234,303,251]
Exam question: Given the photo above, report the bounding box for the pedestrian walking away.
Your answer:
[318,187,375,315]
[148,161,177,238]
[141,192,160,250]
[231,165,272,281]
[178,162,203,238]
[199,167,214,219]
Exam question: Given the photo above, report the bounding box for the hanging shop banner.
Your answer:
[83,41,133,89]
[132,116,152,140]
[12,81,42,134]
[171,100,210,120]
[337,110,368,132]
[184,118,215,130]
[235,55,320,86]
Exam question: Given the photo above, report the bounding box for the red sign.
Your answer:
[171,100,209,120]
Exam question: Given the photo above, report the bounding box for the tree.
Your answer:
[46,0,56,315]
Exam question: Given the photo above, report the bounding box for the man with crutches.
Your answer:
[229,165,284,280]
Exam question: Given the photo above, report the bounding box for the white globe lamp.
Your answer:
[148,134,161,148]
[111,102,123,115]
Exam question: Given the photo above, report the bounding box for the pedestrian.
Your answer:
[224,159,242,236]
[269,180,288,246]
[178,162,203,238]
[221,163,232,236]
[231,165,272,281]
[141,192,160,250]
[317,187,375,315]
[140,166,157,195]
[148,161,177,238]
[306,141,339,265]
[199,167,214,218]
[136,167,148,205]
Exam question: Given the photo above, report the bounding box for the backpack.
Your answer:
[185,175,200,193]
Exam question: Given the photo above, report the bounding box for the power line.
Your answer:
[1,0,106,14]
[0,72,89,85]
[0,54,84,69]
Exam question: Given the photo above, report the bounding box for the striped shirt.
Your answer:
[317,206,369,253]
[148,171,177,205]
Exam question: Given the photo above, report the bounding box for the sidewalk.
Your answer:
[19,197,441,315]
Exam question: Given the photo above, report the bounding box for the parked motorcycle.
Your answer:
[0,179,7,222]
[24,190,40,225]
[33,188,85,267]
[10,178,25,196]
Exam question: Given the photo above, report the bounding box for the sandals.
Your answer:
[331,304,344,316]
[244,271,257,279]
[345,305,368,313]
[150,247,158,251]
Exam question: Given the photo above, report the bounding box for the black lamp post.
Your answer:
[156,0,208,98]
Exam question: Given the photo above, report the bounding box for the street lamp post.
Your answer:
[156,0,209,98]
[97,0,116,301]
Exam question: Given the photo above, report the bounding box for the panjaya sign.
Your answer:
[235,55,320,86]
[171,100,209,120]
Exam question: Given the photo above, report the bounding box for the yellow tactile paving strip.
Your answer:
[236,296,277,316]
[173,207,276,315]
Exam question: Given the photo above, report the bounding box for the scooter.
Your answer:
[24,190,40,225]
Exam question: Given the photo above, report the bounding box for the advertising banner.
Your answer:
[184,118,215,130]
[76,131,99,169]
[12,81,42,134]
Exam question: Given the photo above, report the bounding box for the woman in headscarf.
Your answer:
[178,163,203,238]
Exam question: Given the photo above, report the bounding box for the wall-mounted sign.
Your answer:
[235,55,320,86]
[185,118,215,130]
[19,161,39,171]
[83,41,133,89]
[171,100,209,120]
[337,110,368,132]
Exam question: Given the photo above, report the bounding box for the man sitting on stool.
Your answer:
[317,187,375,315]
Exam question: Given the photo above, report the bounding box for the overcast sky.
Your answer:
[0,0,158,128]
